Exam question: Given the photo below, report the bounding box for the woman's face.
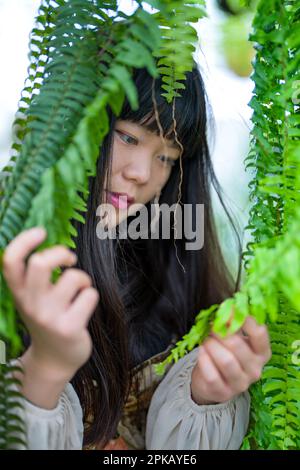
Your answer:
[102,119,181,228]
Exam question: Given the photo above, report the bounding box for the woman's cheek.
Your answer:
[154,165,172,187]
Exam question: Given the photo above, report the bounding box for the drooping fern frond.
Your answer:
[239,0,300,450]
[0,362,27,449]
[147,0,207,102]
[3,0,298,451]
[0,0,61,197]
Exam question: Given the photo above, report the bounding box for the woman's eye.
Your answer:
[158,155,176,167]
[116,131,136,145]
[116,130,176,167]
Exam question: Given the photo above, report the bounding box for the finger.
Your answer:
[64,287,99,329]
[2,227,47,289]
[197,346,232,400]
[25,246,77,292]
[241,316,272,361]
[210,333,263,382]
[204,338,249,392]
[237,328,249,339]
[51,268,93,307]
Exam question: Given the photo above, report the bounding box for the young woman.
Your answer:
[3,63,272,450]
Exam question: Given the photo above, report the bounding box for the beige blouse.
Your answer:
[7,340,251,450]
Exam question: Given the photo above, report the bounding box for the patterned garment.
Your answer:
[83,334,179,450]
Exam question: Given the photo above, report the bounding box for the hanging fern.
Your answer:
[155,0,300,451]
[0,0,206,450]
[148,0,206,101]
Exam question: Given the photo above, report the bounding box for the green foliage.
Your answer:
[148,0,206,101]
[155,0,300,450]
[0,363,27,449]
[0,0,206,450]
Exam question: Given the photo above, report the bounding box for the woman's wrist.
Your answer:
[190,364,219,405]
[26,346,77,382]
[13,347,75,410]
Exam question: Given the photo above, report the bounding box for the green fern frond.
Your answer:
[245,299,300,449]
[146,0,207,103]
[0,273,22,355]
[0,362,27,450]
[0,8,103,247]
[0,0,60,198]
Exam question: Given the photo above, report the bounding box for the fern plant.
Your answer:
[0,0,206,450]
[155,0,300,450]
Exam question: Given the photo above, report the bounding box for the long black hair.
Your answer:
[69,61,242,449]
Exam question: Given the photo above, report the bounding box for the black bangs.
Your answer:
[119,64,208,159]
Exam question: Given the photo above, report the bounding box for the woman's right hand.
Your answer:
[2,226,99,379]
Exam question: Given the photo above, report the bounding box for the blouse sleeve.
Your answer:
[6,359,84,450]
[145,346,251,450]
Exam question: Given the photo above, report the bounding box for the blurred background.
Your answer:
[0,0,258,280]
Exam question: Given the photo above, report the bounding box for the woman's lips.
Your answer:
[105,191,135,209]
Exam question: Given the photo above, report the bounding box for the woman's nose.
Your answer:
[123,155,152,185]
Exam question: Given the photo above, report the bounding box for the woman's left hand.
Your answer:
[190,315,272,405]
